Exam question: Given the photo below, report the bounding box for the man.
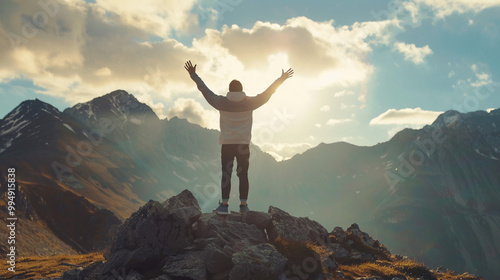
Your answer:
[184,60,293,214]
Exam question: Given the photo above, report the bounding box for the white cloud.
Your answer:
[210,18,393,78]
[471,73,491,87]
[166,98,219,129]
[394,42,433,64]
[320,105,331,112]
[257,142,313,161]
[0,0,216,112]
[193,17,398,108]
[470,64,492,88]
[412,0,500,19]
[334,90,354,97]
[92,0,200,37]
[134,92,167,119]
[454,63,494,89]
[327,118,353,125]
[369,108,443,125]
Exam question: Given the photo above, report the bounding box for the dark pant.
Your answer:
[221,144,250,201]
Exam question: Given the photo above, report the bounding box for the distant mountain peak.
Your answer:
[1,98,62,133]
[64,90,159,125]
[431,110,463,128]
[0,99,63,154]
[3,98,61,121]
[106,89,133,98]
[431,108,500,129]
[101,89,141,108]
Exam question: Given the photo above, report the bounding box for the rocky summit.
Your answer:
[59,189,480,280]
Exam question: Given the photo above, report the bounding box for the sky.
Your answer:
[0,0,499,160]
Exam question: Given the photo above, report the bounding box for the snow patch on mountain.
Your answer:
[1,119,30,136]
[73,103,96,121]
[63,123,76,133]
[41,108,62,121]
[1,138,13,153]
[3,105,23,122]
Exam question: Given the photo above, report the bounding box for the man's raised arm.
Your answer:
[184,60,223,109]
[248,68,294,110]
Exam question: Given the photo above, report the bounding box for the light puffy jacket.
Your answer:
[190,73,286,144]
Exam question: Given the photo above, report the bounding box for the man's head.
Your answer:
[229,79,243,92]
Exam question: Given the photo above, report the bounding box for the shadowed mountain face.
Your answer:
[270,109,500,279]
[0,91,499,279]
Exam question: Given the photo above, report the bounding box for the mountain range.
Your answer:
[0,90,499,279]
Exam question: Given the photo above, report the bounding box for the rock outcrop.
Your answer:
[60,190,408,280]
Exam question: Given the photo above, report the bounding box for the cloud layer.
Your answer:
[0,1,399,117]
[369,108,443,125]
[414,0,500,18]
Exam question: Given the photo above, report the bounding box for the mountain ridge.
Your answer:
[1,90,499,279]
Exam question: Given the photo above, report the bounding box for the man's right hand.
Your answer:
[184,60,197,75]
[280,68,294,80]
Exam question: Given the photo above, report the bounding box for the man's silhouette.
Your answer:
[184,60,293,214]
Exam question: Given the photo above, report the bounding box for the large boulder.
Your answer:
[345,223,390,260]
[330,226,347,243]
[194,212,267,251]
[162,250,207,280]
[241,210,272,230]
[328,223,390,264]
[267,206,329,246]
[101,190,202,276]
[204,243,234,274]
[328,243,350,259]
[228,243,287,280]
[162,189,201,210]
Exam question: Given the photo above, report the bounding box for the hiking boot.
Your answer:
[214,201,229,215]
[239,203,249,213]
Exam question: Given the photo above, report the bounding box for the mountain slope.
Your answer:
[1,92,499,278]
[0,98,146,256]
[266,109,500,279]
